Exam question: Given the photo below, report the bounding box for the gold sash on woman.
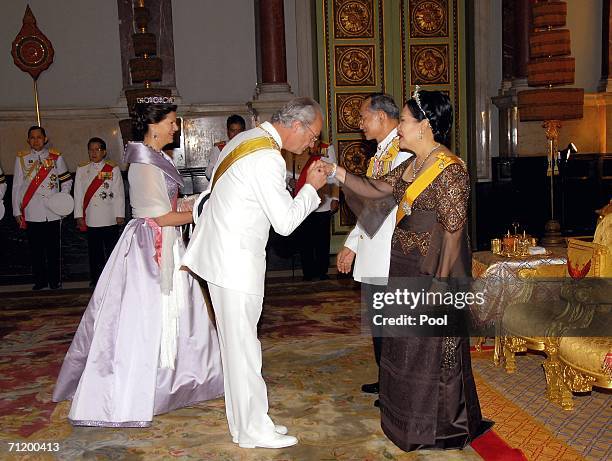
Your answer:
[396,152,464,225]
[211,136,279,190]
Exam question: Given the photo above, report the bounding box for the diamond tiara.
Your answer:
[412,85,428,120]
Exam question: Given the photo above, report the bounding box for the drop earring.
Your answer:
[418,129,423,140]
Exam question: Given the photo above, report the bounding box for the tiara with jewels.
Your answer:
[136,96,176,104]
[412,85,428,120]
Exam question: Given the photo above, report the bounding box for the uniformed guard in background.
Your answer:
[12,126,73,290]
[74,137,125,287]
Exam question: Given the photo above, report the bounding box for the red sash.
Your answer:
[294,155,320,196]
[19,152,60,229]
[80,163,113,231]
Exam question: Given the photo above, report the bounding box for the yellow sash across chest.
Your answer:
[366,137,401,179]
[396,153,464,225]
[212,136,279,190]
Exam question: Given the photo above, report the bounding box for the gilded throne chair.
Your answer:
[500,211,612,409]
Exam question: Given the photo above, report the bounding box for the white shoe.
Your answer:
[238,433,298,449]
[232,425,288,443]
[274,424,288,435]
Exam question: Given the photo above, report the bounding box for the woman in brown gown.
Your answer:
[328,89,492,451]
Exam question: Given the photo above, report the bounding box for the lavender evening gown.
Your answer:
[52,144,223,427]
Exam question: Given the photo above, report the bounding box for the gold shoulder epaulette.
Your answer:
[78,160,91,168]
[49,148,62,156]
[17,151,29,157]
[105,160,117,167]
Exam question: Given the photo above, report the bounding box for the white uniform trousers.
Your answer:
[208,282,276,444]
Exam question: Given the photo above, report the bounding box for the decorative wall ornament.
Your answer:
[338,140,370,175]
[410,0,448,38]
[334,0,374,38]
[11,5,55,125]
[410,45,449,84]
[11,6,54,81]
[336,93,367,133]
[335,45,375,86]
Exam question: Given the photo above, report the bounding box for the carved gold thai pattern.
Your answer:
[410,45,449,84]
[336,93,367,133]
[335,45,375,86]
[409,0,448,38]
[337,140,371,227]
[338,140,369,175]
[319,0,462,230]
[334,0,374,38]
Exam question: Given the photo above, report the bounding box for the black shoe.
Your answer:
[361,382,379,394]
[319,274,330,280]
[49,283,62,290]
[374,399,380,408]
[302,276,313,282]
[32,283,47,291]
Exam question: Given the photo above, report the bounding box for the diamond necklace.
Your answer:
[411,143,440,181]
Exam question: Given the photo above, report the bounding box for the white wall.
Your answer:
[567,0,602,92]
[172,0,258,104]
[172,0,301,104]
[0,0,122,109]
[284,0,299,96]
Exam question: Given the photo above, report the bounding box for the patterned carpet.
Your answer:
[0,278,609,460]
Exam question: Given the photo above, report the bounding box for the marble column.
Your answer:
[500,0,515,93]
[599,0,612,92]
[493,0,532,156]
[253,0,293,101]
[511,0,531,90]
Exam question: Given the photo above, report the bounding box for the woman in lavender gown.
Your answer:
[52,101,223,427]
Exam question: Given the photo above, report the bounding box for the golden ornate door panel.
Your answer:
[317,0,465,235]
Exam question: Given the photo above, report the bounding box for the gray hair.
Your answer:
[366,93,400,120]
[271,97,322,127]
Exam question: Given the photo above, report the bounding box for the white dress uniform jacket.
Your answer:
[343,128,412,284]
[12,148,73,222]
[74,161,125,227]
[183,122,321,296]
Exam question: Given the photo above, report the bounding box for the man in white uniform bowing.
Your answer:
[183,97,329,449]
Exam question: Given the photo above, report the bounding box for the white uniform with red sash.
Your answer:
[12,148,72,223]
[74,160,125,229]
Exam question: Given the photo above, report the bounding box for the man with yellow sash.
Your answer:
[74,137,125,287]
[12,126,72,290]
[183,98,329,449]
[336,94,411,399]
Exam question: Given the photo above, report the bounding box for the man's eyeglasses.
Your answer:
[302,122,319,144]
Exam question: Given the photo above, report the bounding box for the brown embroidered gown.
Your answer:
[342,156,492,451]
